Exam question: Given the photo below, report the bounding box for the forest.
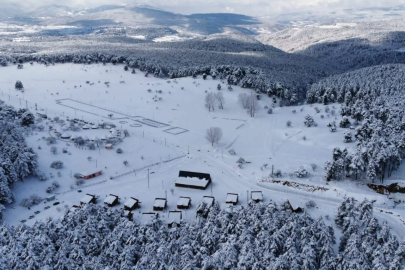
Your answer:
[307,64,405,183]
[0,198,404,269]
[0,101,37,220]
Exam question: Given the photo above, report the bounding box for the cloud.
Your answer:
[3,0,405,16]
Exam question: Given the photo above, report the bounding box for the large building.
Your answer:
[175,170,212,190]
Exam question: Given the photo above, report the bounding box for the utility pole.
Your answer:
[96,159,97,168]
[188,146,189,154]
[147,168,150,188]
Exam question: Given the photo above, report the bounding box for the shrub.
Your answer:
[20,194,43,208]
[116,148,123,154]
[306,200,316,208]
[50,161,63,169]
[46,181,60,193]
[294,166,309,178]
[75,178,84,186]
[274,170,282,177]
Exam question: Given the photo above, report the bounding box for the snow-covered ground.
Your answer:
[0,63,404,237]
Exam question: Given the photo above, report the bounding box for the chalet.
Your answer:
[104,194,119,207]
[122,210,133,221]
[80,194,97,205]
[82,124,91,130]
[124,197,140,211]
[177,196,191,209]
[70,134,78,141]
[251,191,263,203]
[60,132,71,139]
[287,200,303,213]
[175,170,212,190]
[79,170,102,180]
[168,211,182,228]
[153,198,167,211]
[68,205,81,214]
[91,125,99,129]
[226,193,239,205]
[201,196,215,206]
[141,212,157,225]
[105,143,113,150]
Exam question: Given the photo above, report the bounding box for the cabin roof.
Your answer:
[226,193,238,203]
[178,170,211,180]
[104,195,117,204]
[80,194,94,204]
[154,198,166,208]
[177,197,191,206]
[168,211,182,224]
[124,197,138,208]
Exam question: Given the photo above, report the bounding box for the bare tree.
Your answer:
[238,93,249,109]
[247,94,258,117]
[215,92,225,109]
[50,146,57,154]
[205,127,223,146]
[205,92,217,112]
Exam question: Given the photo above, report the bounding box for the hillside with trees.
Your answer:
[0,198,403,269]
[307,64,405,182]
[0,101,38,219]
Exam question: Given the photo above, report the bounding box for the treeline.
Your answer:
[0,101,37,219]
[0,198,403,269]
[307,64,405,182]
[0,35,334,105]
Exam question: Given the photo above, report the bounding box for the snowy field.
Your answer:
[0,63,404,237]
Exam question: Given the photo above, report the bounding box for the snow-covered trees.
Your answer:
[0,102,38,217]
[215,92,225,109]
[15,80,23,90]
[304,115,315,127]
[205,127,223,146]
[205,92,217,112]
[294,166,309,178]
[50,161,63,169]
[0,197,403,269]
[239,93,258,117]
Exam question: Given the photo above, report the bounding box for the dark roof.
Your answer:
[178,170,211,181]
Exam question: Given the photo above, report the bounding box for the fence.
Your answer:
[110,154,186,180]
[55,179,108,195]
[256,181,405,210]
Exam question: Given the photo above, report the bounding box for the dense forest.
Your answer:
[0,198,403,269]
[0,100,37,220]
[307,64,405,182]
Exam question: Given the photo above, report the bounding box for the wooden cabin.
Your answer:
[251,191,263,203]
[153,198,167,211]
[226,193,239,205]
[287,200,303,213]
[124,197,140,211]
[104,194,119,207]
[177,196,191,209]
[122,210,133,221]
[79,170,102,180]
[80,194,97,205]
[68,205,81,215]
[175,170,212,190]
[168,211,182,228]
[142,212,157,225]
[201,196,215,206]
[105,143,113,150]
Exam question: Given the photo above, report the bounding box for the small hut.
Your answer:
[79,170,102,180]
[168,211,182,228]
[105,143,113,150]
[287,200,303,213]
[82,124,91,130]
[122,210,133,221]
[141,212,157,225]
[60,132,71,139]
[177,196,191,209]
[201,196,215,206]
[124,197,140,211]
[251,191,263,203]
[226,193,239,205]
[80,194,97,205]
[104,194,119,207]
[153,198,167,211]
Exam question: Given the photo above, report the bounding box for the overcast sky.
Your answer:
[4,0,405,16]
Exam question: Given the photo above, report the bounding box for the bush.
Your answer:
[73,173,82,179]
[304,115,315,127]
[75,178,84,186]
[274,170,282,177]
[20,194,43,208]
[46,181,60,193]
[294,166,309,178]
[311,163,317,171]
[46,137,56,144]
[50,161,63,169]
[116,148,123,154]
[306,200,316,208]
[267,108,273,114]
[286,120,292,127]
[50,146,57,154]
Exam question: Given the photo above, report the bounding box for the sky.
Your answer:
[3,0,405,17]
